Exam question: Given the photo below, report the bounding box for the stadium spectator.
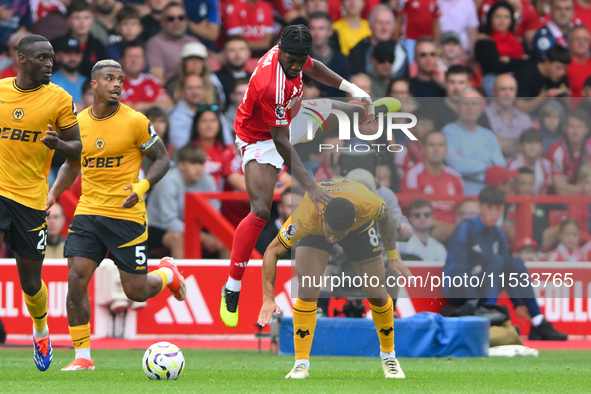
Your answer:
[432,64,472,130]
[547,219,584,261]
[45,203,66,259]
[30,0,66,23]
[437,31,467,73]
[272,0,300,25]
[369,40,396,97]
[348,4,409,79]
[444,186,568,340]
[443,88,506,194]
[575,0,591,26]
[224,78,249,136]
[455,197,480,223]
[302,76,322,98]
[478,0,541,48]
[146,1,199,83]
[566,25,591,97]
[146,143,220,259]
[185,0,221,43]
[395,0,441,64]
[305,130,344,182]
[56,0,108,78]
[0,0,30,54]
[394,106,435,174]
[80,79,94,111]
[333,0,372,56]
[169,74,207,149]
[141,0,170,41]
[120,41,173,112]
[376,164,393,189]
[255,187,304,259]
[189,105,244,191]
[28,8,69,41]
[387,77,418,113]
[349,73,372,95]
[514,44,571,114]
[221,0,274,58]
[49,37,86,107]
[401,130,464,242]
[513,236,540,262]
[309,12,351,98]
[546,109,589,194]
[166,42,226,108]
[539,101,565,153]
[533,0,575,61]
[508,128,553,194]
[143,106,172,174]
[480,74,532,159]
[580,76,591,114]
[397,199,448,262]
[438,0,479,55]
[106,5,144,61]
[409,37,445,97]
[475,2,529,97]
[485,165,517,196]
[292,0,330,26]
[0,31,30,79]
[90,0,121,48]
[215,36,251,106]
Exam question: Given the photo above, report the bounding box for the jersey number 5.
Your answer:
[135,245,147,265]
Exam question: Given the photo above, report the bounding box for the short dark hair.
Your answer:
[519,128,543,144]
[446,64,472,80]
[163,1,185,14]
[144,105,170,147]
[177,142,207,164]
[82,78,92,94]
[308,11,332,26]
[90,59,122,80]
[409,198,433,213]
[456,197,478,214]
[546,44,571,65]
[479,186,506,205]
[423,129,445,145]
[116,5,141,24]
[324,197,356,231]
[67,0,92,16]
[518,166,535,175]
[17,34,49,55]
[566,108,590,127]
[387,77,410,95]
[231,78,250,93]
[415,36,436,48]
[120,40,144,59]
[484,2,516,35]
[224,35,249,48]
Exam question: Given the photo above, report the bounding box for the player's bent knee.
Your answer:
[251,205,272,220]
[20,278,42,296]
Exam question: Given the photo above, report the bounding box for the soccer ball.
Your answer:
[142,342,185,380]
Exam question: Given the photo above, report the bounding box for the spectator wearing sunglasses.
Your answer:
[369,40,396,97]
[397,199,447,262]
[409,37,445,97]
[146,1,200,84]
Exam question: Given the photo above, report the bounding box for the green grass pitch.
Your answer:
[1,348,589,393]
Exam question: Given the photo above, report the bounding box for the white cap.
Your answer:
[181,42,208,59]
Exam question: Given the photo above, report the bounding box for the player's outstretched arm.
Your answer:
[46,160,81,214]
[122,138,170,209]
[271,125,332,215]
[258,236,288,326]
[41,124,82,162]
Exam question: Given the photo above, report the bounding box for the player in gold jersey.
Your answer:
[48,60,182,371]
[0,34,82,371]
[257,178,413,379]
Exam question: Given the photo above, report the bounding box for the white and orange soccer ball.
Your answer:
[142,342,185,380]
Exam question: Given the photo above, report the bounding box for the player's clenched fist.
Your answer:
[41,125,60,150]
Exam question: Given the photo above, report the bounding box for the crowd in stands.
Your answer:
[2,0,591,265]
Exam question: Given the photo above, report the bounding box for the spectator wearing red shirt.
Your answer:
[547,219,585,261]
[479,0,541,47]
[395,0,441,63]
[546,109,590,194]
[189,106,244,191]
[273,0,300,24]
[394,106,435,177]
[222,0,274,57]
[1,31,30,79]
[567,25,591,98]
[508,128,553,194]
[120,41,174,113]
[574,0,591,32]
[401,130,464,241]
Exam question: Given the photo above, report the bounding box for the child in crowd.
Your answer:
[538,102,564,154]
[508,128,553,194]
[547,219,585,262]
[107,6,144,61]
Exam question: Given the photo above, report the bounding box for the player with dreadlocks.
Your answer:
[220,25,396,327]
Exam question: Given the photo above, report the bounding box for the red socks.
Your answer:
[229,213,268,280]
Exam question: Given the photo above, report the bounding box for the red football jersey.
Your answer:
[198,141,237,188]
[234,45,313,144]
[223,0,274,41]
[400,162,464,224]
[507,154,553,194]
[121,73,169,104]
[395,141,424,174]
[273,0,297,19]
[397,0,441,40]
[546,139,582,183]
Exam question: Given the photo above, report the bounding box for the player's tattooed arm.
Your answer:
[42,124,82,161]
[141,138,171,187]
[271,125,333,214]
[46,160,81,213]
[377,209,397,253]
[258,237,288,326]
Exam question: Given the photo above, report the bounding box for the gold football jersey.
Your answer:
[75,103,158,224]
[277,178,388,249]
[0,78,78,210]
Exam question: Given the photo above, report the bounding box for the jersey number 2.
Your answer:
[37,229,48,250]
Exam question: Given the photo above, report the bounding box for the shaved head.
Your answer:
[17,34,49,56]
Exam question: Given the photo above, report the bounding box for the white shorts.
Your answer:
[236,99,334,172]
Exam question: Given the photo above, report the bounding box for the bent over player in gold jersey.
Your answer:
[0,35,82,371]
[48,60,182,371]
[257,178,413,379]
